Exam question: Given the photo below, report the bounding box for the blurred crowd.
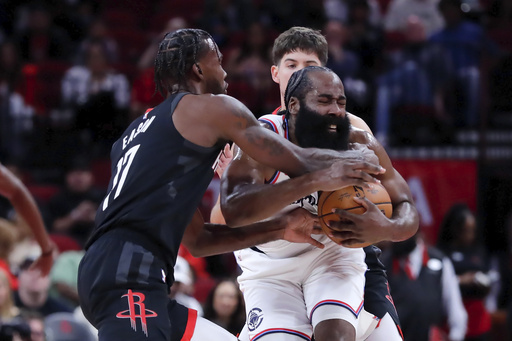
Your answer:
[0,0,512,340]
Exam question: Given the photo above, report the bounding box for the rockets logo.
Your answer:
[116,289,158,337]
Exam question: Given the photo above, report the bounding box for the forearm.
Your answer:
[10,187,54,253]
[223,172,319,227]
[386,201,419,242]
[239,125,362,178]
[187,219,285,257]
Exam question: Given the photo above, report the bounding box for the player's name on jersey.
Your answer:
[122,116,156,150]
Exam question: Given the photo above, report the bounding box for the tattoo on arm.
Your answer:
[231,107,249,130]
[245,129,285,156]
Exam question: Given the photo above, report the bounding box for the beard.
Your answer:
[294,101,351,150]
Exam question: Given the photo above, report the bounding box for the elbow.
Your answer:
[185,241,210,258]
[403,207,420,240]
[222,209,245,227]
[221,198,252,228]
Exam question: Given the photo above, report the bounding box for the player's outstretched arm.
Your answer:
[210,95,384,179]
[0,164,56,276]
[183,208,323,258]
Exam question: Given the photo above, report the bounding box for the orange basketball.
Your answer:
[318,183,392,248]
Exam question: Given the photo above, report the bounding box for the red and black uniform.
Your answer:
[78,93,224,340]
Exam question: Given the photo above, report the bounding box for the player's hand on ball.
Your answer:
[315,159,384,193]
[281,208,324,249]
[327,197,393,247]
[348,143,381,167]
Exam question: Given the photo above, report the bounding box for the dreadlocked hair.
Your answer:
[283,66,331,118]
[154,28,215,95]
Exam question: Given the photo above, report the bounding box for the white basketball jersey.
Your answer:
[243,114,332,258]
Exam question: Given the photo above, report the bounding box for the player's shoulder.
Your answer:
[192,93,243,105]
[184,93,247,115]
[348,112,373,134]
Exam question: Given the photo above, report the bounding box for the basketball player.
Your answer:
[215,66,418,341]
[211,27,418,340]
[76,28,384,341]
[0,163,56,276]
[259,29,414,340]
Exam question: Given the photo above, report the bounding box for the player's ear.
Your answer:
[192,63,203,80]
[270,65,279,84]
[288,96,300,115]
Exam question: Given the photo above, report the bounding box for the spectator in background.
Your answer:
[46,158,104,247]
[0,40,35,164]
[437,203,493,341]
[0,269,19,320]
[384,0,445,36]
[169,256,204,316]
[323,0,382,26]
[224,22,273,113]
[61,40,130,156]
[323,19,371,120]
[374,15,453,146]
[15,3,72,63]
[324,20,361,79]
[74,18,118,65]
[382,232,468,341]
[22,310,46,341]
[130,17,187,121]
[430,0,500,129]
[0,220,17,291]
[49,250,84,308]
[345,0,384,78]
[14,257,73,317]
[44,312,96,341]
[203,279,245,337]
[200,0,256,48]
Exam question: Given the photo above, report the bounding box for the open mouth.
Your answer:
[328,124,337,133]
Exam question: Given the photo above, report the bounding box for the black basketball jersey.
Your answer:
[86,93,223,271]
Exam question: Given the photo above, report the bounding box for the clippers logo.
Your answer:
[116,289,158,337]
[247,308,264,331]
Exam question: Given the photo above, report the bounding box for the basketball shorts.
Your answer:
[78,229,237,341]
[235,242,366,340]
[363,269,401,330]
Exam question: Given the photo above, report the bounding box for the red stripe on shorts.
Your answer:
[181,309,198,341]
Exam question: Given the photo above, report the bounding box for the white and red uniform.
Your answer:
[235,114,368,341]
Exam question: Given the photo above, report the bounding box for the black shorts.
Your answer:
[78,229,196,341]
[364,269,402,337]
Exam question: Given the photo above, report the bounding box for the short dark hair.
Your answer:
[284,66,332,109]
[154,28,215,95]
[272,26,328,66]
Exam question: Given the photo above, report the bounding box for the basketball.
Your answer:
[318,183,393,248]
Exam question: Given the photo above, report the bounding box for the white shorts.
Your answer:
[236,242,366,340]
